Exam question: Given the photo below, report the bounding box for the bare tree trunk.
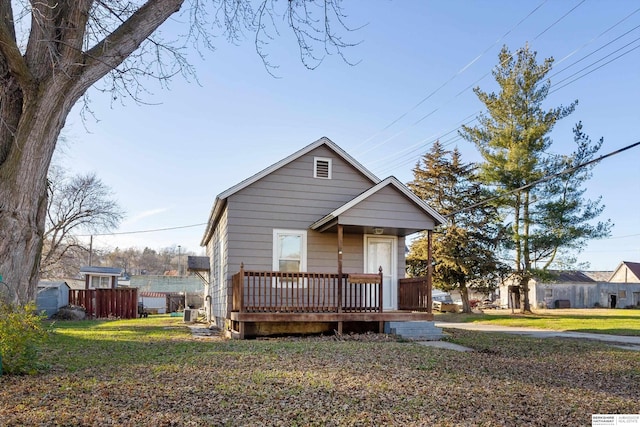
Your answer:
[460,282,471,313]
[521,191,532,313]
[0,80,76,303]
[0,0,186,304]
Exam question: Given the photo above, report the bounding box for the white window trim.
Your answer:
[313,157,332,179]
[272,229,307,272]
[273,229,308,288]
[89,275,112,289]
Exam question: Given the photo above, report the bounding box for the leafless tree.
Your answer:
[0,0,358,303]
[39,166,123,279]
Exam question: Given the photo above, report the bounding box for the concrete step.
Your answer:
[385,321,445,341]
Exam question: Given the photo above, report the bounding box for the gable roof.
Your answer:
[310,176,446,233]
[544,271,597,283]
[79,266,123,276]
[582,271,613,282]
[609,261,640,282]
[201,137,380,245]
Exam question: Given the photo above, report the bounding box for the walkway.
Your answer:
[433,322,640,351]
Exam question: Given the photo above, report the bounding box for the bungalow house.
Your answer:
[201,137,445,338]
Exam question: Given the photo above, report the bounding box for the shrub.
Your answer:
[0,301,51,375]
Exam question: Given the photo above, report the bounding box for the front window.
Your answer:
[90,275,111,289]
[273,229,307,273]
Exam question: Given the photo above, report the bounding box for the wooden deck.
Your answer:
[229,266,432,338]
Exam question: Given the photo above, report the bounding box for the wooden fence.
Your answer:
[69,288,138,319]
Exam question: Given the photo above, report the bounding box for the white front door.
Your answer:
[364,235,397,310]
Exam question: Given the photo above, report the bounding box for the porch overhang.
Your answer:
[311,219,426,237]
[309,176,445,237]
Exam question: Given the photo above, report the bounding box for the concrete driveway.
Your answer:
[433,322,640,351]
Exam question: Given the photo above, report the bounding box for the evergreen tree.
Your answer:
[532,122,612,269]
[407,142,504,313]
[460,45,609,312]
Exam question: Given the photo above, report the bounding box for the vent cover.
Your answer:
[314,157,331,179]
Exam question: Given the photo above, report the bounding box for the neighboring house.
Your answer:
[79,266,124,289]
[36,281,70,317]
[498,261,640,309]
[201,137,445,338]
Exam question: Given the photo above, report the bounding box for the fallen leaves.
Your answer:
[0,320,638,426]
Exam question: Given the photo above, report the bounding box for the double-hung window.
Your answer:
[273,229,307,286]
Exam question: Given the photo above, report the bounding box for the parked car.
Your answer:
[478,299,498,309]
[432,291,458,313]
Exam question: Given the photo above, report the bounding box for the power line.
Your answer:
[77,223,207,238]
[446,139,640,217]
[368,11,640,177]
[352,0,548,154]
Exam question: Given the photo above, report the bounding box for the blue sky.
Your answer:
[57,1,640,271]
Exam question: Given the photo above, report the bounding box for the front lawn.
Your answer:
[436,308,640,336]
[0,316,638,426]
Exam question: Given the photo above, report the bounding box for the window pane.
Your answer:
[279,235,301,259]
[279,260,300,273]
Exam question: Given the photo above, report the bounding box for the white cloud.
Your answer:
[122,207,169,226]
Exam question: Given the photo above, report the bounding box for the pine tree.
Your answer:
[407,142,504,313]
[532,122,612,269]
[460,45,609,312]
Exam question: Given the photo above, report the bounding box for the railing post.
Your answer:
[337,224,343,314]
[427,230,433,314]
[239,263,245,313]
[378,266,383,313]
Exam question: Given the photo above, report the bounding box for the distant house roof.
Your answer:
[187,256,210,271]
[79,266,123,276]
[582,271,613,282]
[201,137,380,246]
[609,261,640,282]
[537,271,596,283]
[622,261,640,280]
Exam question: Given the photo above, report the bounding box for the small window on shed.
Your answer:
[314,157,332,179]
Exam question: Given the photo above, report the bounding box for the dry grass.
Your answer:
[0,316,638,426]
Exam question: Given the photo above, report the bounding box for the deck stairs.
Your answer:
[385,321,445,341]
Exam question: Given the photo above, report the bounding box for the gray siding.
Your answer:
[206,206,229,325]
[226,145,375,273]
[340,186,436,230]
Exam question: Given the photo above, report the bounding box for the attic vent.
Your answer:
[314,157,332,179]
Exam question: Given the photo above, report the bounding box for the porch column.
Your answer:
[337,224,343,334]
[427,229,433,313]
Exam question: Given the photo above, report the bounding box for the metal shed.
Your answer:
[36,281,70,317]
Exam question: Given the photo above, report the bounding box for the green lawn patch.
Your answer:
[436,308,640,335]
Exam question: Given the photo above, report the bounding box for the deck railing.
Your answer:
[232,264,383,314]
[398,277,431,312]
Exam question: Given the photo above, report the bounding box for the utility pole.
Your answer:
[88,235,93,266]
[178,245,182,276]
